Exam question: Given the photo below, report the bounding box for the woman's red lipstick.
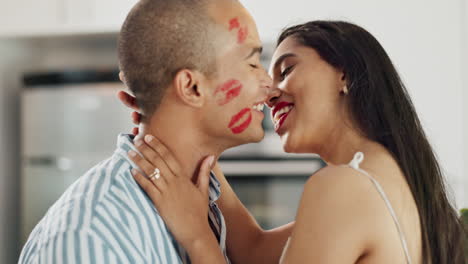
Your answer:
[272,102,294,133]
[275,112,290,132]
[229,108,252,134]
[272,102,294,119]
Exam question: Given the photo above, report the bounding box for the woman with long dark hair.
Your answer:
[128,21,465,263]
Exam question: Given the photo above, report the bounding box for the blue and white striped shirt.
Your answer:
[19,134,230,264]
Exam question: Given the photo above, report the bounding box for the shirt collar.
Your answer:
[115,133,221,204]
[208,171,222,204]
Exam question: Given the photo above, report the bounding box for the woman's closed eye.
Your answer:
[280,65,295,80]
[249,63,259,69]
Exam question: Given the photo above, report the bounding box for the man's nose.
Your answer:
[259,68,273,92]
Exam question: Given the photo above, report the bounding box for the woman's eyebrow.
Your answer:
[272,53,297,71]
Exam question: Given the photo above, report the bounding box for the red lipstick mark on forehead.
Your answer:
[237,27,248,44]
[214,79,243,106]
[229,18,240,30]
[228,17,248,44]
[228,108,252,134]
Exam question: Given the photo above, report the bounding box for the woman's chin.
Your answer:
[281,133,297,153]
[281,132,311,153]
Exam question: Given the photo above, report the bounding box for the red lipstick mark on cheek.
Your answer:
[229,18,240,30]
[228,108,252,134]
[214,79,243,106]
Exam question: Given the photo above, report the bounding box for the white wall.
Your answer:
[462,0,468,209]
[244,0,467,209]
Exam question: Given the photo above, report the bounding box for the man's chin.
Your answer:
[226,127,265,147]
[247,129,265,143]
[255,130,265,142]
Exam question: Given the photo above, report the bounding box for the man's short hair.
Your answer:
[118,0,219,120]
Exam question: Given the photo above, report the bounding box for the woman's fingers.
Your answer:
[131,168,162,199]
[119,71,126,83]
[143,135,182,177]
[197,156,215,197]
[133,139,174,179]
[117,90,140,111]
[131,111,141,125]
[132,127,139,136]
[116,89,142,135]
[128,150,153,176]
[127,148,169,189]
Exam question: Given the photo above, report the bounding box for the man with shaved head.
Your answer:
[19,0,293,263]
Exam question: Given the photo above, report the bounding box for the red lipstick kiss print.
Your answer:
[214,79,243,106]
[237,27,248,44]
[228,17,248,44]
[229,18,240,30]
[229,108,252,134]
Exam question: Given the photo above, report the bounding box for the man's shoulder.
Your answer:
[20,151,189,263]
[33,155,140,234]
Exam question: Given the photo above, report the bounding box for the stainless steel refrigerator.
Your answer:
[20,70,133,243]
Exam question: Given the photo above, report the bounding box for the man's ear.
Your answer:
[173,69,208,108]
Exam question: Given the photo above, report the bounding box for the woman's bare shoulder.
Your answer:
[305,164,375,195]
[302,163,399,221]
[283,165,386,262]
[301,164,388,228]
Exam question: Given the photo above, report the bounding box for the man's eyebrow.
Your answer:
[272,53,297,70]
[245,46,263,60]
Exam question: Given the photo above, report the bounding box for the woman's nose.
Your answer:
[266,87,281,108]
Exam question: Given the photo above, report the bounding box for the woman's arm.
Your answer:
[185,235,227,264]
[212,164,294,263]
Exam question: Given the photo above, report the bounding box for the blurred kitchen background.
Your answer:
[0,0,467,263]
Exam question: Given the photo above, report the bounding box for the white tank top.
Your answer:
[279,152,412,264]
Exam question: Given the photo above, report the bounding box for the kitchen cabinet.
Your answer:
[0,0,62,37]
[65,0,135,30]
[94,0,135,27]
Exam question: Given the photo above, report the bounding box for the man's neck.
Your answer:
[134,113,225,182]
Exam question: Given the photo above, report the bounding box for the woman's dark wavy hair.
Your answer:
[278,21,465,263]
